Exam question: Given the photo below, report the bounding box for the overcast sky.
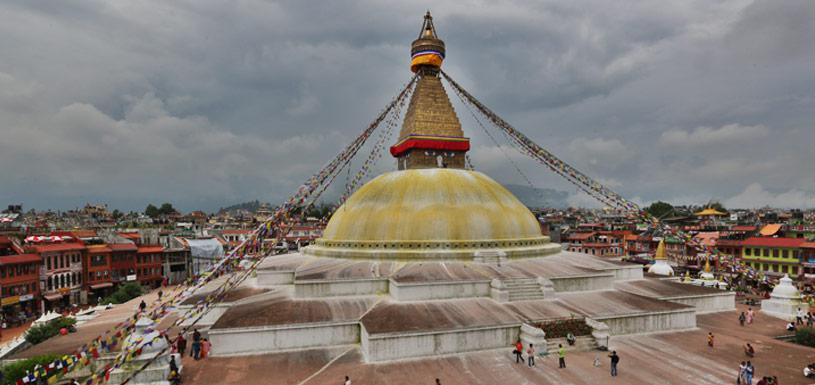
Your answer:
[1,0,814,212]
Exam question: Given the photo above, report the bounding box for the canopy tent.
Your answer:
[185,238,225,276]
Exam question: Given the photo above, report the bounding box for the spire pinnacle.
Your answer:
[654,239,666,260]
[390,12,469,170]
[410,11,445,73]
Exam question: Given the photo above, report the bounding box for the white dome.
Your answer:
[124,317,168,355]
[770,274,800,300]
[648,260,674,276]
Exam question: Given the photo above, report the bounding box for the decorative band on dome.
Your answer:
[389,135,470,157]
[410,50,444,72]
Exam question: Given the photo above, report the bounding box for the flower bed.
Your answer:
[536,318,592,338]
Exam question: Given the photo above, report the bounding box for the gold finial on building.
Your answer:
[390,12,469,170]
[704,258,712,273]
[654,239,666,260]
[410,11,445,73]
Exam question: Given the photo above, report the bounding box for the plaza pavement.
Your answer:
[180,304,815,385]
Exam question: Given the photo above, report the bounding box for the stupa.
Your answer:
[202,12,735,363]
[648,240,674,276]
[762,274,803,321]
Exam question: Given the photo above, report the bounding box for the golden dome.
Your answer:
[304,169,560,260]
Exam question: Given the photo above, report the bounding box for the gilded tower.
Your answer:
[389,12,470,170]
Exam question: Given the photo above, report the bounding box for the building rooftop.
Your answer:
[741,237,806,248]
[0,253,42,265]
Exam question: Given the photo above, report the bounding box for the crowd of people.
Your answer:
[510,338,621,377]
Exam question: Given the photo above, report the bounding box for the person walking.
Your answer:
[139,300,147,312]
[191,328,202,359]
[435,379,441,385]
[558,344,566,369]
[158,289,163,301]
[707,332,715,348]
[609,351,619,377]
[514,339,524,364]
[201,338,211,359]
[344,375,351,385]
[747,308,755,324]
[797,307,805,325]
[807,312,814,327]
[744,343,754,357]
[526,343,535,367]
[738,361,746,384]
[176,333,187,356]
[739,312,746,326]
[744,361,754,385]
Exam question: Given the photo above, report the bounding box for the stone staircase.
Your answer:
[473,250,507,265]
[504,278,545,301]
[546,336,598,353]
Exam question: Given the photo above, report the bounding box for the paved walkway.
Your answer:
[1,320,33,343]
[11,287,178,359]
[180,305,815,385]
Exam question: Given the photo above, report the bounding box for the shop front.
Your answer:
[1,293,37,327]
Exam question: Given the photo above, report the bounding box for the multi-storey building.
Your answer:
[31,241,85,311]
[110,242,138,285]
[562,230,626,257]
[802,242,815,276]
[739,237,805,277]
[136,245,164,288]
[85,243,114,303]
[0,236,41,323]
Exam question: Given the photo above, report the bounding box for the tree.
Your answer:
[646,201,674,219]
[112,209,123,219]
[144,204,160,218]
[707,201,728,213]
[158,202,177,215]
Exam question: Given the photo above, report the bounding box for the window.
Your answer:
[763,249,769,257]
[91,255,106,266]
[773,249,779,258]
[782,250,789,258]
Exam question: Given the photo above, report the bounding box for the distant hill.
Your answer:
[218,200,262,214]
[504,184,569,208]
[220,184,568,214]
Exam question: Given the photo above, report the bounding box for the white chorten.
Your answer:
[648,240,674,276]
[762,274,803,321]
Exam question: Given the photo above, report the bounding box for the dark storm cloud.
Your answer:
[0,0,813,211]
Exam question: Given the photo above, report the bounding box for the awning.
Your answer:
[44,293,64,301]
[90,282,114,290]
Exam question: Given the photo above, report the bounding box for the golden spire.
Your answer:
[654,239,666,260]
[390,12,469,170]
[703,258,712,273]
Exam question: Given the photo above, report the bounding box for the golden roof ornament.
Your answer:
[654,239,666,260]
[390,12,469,170]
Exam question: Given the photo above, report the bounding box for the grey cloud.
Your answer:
[1,0,814,210]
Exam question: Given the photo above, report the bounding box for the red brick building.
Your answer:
[85,244,114,303]
[136,245,164,288]
[110,243,138,285]
[0,236,41,323]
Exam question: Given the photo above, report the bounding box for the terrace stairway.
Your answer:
[504,278,545,302]
[546,336,599,353]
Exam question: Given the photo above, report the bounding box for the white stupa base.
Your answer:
[761,299,802,321]
[648,260,674,276]
[761,274,802,321]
